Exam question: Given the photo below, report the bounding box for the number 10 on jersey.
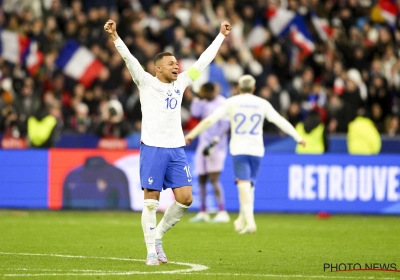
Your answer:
[165,97,178,109]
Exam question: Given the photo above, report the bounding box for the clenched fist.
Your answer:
[104,19,119,40]
[220,21,232,36]
[104,19,116,34]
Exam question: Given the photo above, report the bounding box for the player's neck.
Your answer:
[156,74,172,84]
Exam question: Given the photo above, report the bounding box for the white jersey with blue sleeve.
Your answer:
[187,93,303,156]
[113,34,226,148]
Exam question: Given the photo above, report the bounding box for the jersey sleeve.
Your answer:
[114,38,148,86]
[186,102,229,140]
[185,33,225,81]
[264,101,303,143]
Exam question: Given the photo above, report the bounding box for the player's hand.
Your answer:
[220,21,232,36]
[299,140,306,147]
[185,136,193,146]
[104,19,116,34]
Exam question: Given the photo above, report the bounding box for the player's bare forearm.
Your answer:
[109,32,119,41]
[104,19,119,41]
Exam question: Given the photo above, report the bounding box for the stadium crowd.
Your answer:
[0,0,400,146]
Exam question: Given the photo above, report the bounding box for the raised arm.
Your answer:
[104,19,147,85]
[265,102,306,146]
[185,104,229,145]
[186,21,232,81]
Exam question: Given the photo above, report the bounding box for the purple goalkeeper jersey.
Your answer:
[190,95,229,150]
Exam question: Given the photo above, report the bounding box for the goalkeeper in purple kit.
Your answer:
[189,82,230,223]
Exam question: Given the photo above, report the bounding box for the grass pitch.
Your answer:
[0,210,399,280]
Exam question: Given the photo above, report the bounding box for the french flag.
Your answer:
[267,8,296,36]
[56,40,104,88]
[25,41,44,76]
[378,0,399,26]
[290,26,315,56]
[0,30,30,64]
[267,8,315,56]
[0,30,43,76]
[179,59,230,97]
[310,12,332,41]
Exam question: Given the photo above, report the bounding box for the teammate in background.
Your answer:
[104,19,231,265]
[189,82,230,223]
[185,75,306,234]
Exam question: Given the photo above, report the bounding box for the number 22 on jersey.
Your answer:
[233,113,262,135]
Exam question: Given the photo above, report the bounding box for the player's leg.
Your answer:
[238,156,261,234]
[233,155,257,233]
[234,177,245,232]
[154,186,191,263]
[209,172,230,223]
[237,179,256,234]
[155,147,193,263]
[199,174,207,212]
[143,189,160,265]
[156,185,192,239]
[140,143,167,265]
[205,149,229,222]
[189,174,210,222]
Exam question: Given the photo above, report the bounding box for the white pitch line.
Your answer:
[0,252,396,279]
[4,271,397,279]
[185,272,397,279]
[0,252,208,276]
[8,268,117,273]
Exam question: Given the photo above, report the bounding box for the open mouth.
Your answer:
[172,71,178,75]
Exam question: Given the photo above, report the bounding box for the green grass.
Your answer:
[0,210,399,280]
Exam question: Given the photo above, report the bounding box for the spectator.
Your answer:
[27,105,59,148]
[295,110,328,154]
[68,102,93,134]
[385,115,400,137]
[0,0,398,143]
[95,99,131,139]
[347,109,381,155]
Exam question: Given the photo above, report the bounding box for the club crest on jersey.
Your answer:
[167,90,172,96]
[174,88,181,95]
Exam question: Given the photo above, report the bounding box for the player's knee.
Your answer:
[213,188,221,196]
[178,194,193,206]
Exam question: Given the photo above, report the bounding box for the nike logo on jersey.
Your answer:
[150,227,155,230]
[148,177,153,185]
[174,88,180,95]
[188,178,192,182]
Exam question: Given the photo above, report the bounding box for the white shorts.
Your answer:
[194,148,227,175]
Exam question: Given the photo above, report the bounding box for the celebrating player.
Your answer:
[186,75,306,234]
[104,19,231,265]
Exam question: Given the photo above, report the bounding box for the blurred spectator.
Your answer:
[13,77,41,135]
[0,0,399,147]
[95,99,130,139]
[265,74,290,116]
[27,104,60,148]
[0,104,26,149]
[68,102,93,133]
[385,115,400,137]
[295,110,328,154]
[347,109,381,155]
[336,74,365,133]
